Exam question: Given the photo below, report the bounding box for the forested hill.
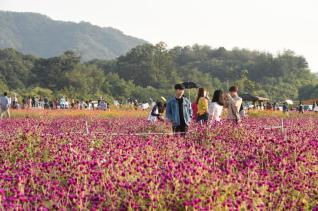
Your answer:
[0,43,317,102]
[0,11,146,61]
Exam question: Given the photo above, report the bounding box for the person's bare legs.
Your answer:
[0,109,3,119]
[0,109,10,119]
[6,109,10,118]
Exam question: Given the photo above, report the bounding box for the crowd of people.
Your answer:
[0,95,110,111]
[1,86,317,128]
[0,93,111,119]
[148,84,243,135]
[148,84,318,136]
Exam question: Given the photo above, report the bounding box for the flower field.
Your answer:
[0,111,318,210]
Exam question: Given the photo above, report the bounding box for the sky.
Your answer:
[1,0,318,72]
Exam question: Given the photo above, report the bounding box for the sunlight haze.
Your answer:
[2,0,318,72]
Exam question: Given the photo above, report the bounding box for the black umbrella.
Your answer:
[182,81,200,89]
[182,81,200,101]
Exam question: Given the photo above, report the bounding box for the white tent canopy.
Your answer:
[285,99,293,105]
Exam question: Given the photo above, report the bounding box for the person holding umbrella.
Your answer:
[166,83,193,136]
[182,81,200,121]
[298,101,304,114]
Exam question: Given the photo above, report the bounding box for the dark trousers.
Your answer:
[196,113,208,123]
[172,124,188,136]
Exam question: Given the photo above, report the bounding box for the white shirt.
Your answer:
[141,103,150,110]
[148,106,159,123]
[208,102,223,122]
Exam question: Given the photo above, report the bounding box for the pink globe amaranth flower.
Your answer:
[0,188,5,196]
[1,116,318,209]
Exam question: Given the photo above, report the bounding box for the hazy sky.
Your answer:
[2,0,318,72]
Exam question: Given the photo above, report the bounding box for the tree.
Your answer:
[65,64,106,97]
[0,79,8,92]
[0,48,36,89]
[0,45,317,102]
[235,70,257,94]
[116,43,179,89]
[28,87,53,98]
[102,73,135,99]
[31,51,81,90]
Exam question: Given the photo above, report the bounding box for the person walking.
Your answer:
[22,97,26,109]
[208,90,224,123]
[196,88,209,123]
[44,97,50,109]
[28,97,32,109]
[313,102,318,112]
[299,101,304,114]
[0,92,11,119]
[12,94,18,109]
[99,100,108,111]
[31,96,36,108]
[133,100,138,110]
[225,86,242,124]
[283,103,289,113]
[166,83,193,136]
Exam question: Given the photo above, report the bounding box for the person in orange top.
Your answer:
[196,87,209,123]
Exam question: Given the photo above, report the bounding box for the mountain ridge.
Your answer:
[0,10,147,61]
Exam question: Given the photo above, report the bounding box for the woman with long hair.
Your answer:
[208,90,224,123]
[196,87,209,123]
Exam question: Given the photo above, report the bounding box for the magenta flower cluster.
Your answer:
[0,117,317,210]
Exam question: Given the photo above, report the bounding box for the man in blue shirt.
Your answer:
[166,84,192,136]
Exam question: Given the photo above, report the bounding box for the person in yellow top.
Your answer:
[196,87,209,123]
